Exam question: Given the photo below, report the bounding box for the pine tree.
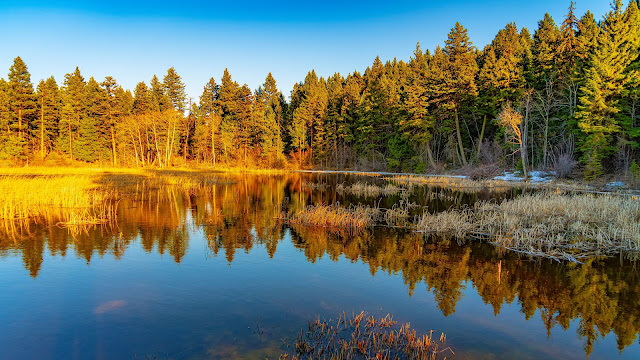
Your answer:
[401,43,436,169]
[0,79,11,157]
[7,56,36,159]
[196,77,221,164]
[35,77,61,158]
[532,13,561,166]
[325,73,345,167]
[237,84,254,162]
[101,76,122,166]
[75,77,104,162]
[442,22,478,165]
[163,67,187,112]
[132,81,158,114]
[576,0,639,179]
[620,1,640,158]
[150,75,170,111]
[58,67,86,159]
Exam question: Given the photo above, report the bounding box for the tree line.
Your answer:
[1,0,639,179]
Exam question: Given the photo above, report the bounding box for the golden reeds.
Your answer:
[387,174,516,191]
[336,181,407,197]
[417,192,640,261]
[0,168,235,234]
[280,311,452,360]
[287,204,381,231]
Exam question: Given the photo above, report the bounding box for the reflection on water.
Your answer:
[0,173,638,359]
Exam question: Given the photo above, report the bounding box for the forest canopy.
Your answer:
[1,0,639,180]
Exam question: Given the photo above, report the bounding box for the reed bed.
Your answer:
[0,175,117,226]
[280,311,452,360]
[336,181,407,197]
[0,169,234,233]
[302,181,328,191]
[387,175,515,192]
[417,192,640,262]
[287,204,381,231]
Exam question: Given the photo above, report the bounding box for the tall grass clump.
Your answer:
[336,181,407,197]
[387,175,515,192]
[0,175,117,227]
[280,311,452,360]
[417,192,640,261]
[287,204,380,231]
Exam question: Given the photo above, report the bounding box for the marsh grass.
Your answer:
[302,181,328,191]
[280,311,452,360]
[387,175,516,192]
[417,192,640,261]
[336,181,408,197]
[0,168,235,237]
[286,204,381,232]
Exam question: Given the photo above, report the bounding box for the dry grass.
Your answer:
[0,175,117,226]
[336,181,408,197]
[280,311,452,360]
[302,181,328,191]
[287,204,381,231]
[417,192,640,261]
[0,168,235,234]
[387,174,516,192]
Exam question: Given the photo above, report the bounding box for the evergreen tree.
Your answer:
[0,79,11,157]
[441,22,478,165]
[75,77,104,162]
[576,0,639,179]
[35,77,61,158]
[132,81,158,114]
[196,77,221,164]
[101,76,122,165]
[7,56,36,159]
[163,67,187,112]
[58,67,86,159]
[150,75,170,111]
[401,43,436,169]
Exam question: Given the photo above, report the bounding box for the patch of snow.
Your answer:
[605,181,625,188]
[493,170,552,183]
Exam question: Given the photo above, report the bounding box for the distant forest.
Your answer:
[1,1,639,179]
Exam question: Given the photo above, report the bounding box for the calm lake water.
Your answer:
[1,173,639,359]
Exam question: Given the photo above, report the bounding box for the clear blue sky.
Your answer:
[0,1,613,100]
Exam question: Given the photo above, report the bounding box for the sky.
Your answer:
[0,0,614,101]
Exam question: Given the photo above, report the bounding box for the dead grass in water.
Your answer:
[280,311,452,360]
[287,204,380,232]
[0,168,234,237]
[336,181,408,197]
[417,192,640,262]
[387,175,515,192]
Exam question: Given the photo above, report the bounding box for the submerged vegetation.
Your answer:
[280,311,451,360]
[418,192,640,261]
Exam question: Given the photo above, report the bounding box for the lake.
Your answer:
[1,173,639,359]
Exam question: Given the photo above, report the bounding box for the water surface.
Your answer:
[1,173,638,359]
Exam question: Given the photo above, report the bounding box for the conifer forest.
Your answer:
[2,1,640,180]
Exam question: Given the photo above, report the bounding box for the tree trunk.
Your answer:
[426,142,436,169]
[475,114,487,162]
[40,96,45,159]
[454,106,467,165]
[111,128,117,167]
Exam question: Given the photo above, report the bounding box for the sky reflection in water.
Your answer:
[0,173,638,359]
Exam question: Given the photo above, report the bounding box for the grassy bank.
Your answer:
[0,168,235,231]
[418,192,640,261]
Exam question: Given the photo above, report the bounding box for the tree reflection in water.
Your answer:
[1,173,638,357]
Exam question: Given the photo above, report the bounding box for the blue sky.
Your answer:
[0,1,613,100]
